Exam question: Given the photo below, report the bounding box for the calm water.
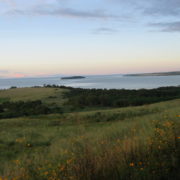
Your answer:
[0,75,180,90]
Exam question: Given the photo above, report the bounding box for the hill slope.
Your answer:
[0,87,179,179]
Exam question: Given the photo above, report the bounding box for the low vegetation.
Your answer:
[65,86,180,108]
[0,100,62,119]
[0,86,179,179]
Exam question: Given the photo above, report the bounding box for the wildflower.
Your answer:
[129,162,134,167]
[176,115,180,117]
[138,162,143,166]
[101,141,105,145]
[15,137,25,143]
[67,159,73,164]
[148,139,153,145]
[155,128,164,136]
[163,121,172,127]
[27,143,32,147]
[176,137,180,139]
[60,166,65,171]
[44,171,49,175]
[14,160,20,165]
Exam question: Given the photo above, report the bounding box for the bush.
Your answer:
[0,100,62,119]
[64,86,180,109]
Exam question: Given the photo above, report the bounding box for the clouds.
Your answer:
[119,0,180,32]
[2,0,180,32]
[3,0,119,20]
[7,7,118,20]
[111,0,180,16]
[93,27,117,34]
[0,0,16,7]
[143,0,180,32]
[0,0,13,4]
[38,8,116,20]
[0,70,35,78]
[143,0,180,16]
[2,0,180,18]
[150,22,180,32]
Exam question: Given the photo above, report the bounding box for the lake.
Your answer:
[0,75,180,90]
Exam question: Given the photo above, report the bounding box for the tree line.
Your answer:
[64,86,180,108]
[0,100,62,119]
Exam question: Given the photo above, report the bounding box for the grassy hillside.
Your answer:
[0,87,68,105]
[0,86,179,180]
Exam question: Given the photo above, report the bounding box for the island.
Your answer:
[61,76,86,80]
[125,71,180,77]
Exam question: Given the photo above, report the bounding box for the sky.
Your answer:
[0,0,180,78]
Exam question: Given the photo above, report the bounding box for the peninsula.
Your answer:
[125,71,180,76]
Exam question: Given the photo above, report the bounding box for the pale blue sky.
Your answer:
[0,0,180,78]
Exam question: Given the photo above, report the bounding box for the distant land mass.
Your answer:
[125,71,180,77]
[61,76,86,80]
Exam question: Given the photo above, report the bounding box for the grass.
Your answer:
[0,92,179,180]
[0,87,68,106]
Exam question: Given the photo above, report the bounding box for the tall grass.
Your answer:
[0,87,67,106]
[0,100,179,179]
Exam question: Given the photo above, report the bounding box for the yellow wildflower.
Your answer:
[14,159,20,165]
[44,171,49,175]
[67,159,73,164]
[60,166,65,171]
[129,162,134,167]
[163,121,172,127]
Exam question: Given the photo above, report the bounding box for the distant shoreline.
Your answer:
[125,71,180,77]
[0,74,180,90]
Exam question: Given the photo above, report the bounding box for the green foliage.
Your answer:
[0,100,62,119]
[0,87,67,105]
[0,87,180,179]
[10,86,17,89]
[0,98,9,104]
[64,86,180,108]
[0,98,179,179]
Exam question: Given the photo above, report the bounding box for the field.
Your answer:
[0,87,68,106]
[0,87,179,180]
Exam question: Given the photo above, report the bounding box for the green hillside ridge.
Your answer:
[0,87,68,105]
[0,87,179,179]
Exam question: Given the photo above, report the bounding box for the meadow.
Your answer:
[0,87,179,180]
